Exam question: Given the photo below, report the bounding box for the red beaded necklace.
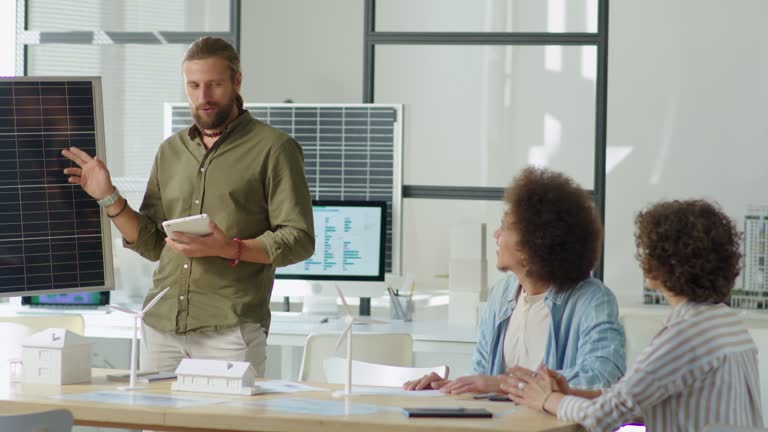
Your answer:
[200,128,224,138]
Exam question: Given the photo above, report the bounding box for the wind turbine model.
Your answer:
[109,287,170,390]
[332,285,387,397]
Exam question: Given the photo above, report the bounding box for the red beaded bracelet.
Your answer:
[230,237,243,267]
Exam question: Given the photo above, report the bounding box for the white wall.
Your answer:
[240,0,596,292]
[0,0,15,76]
[241,0,768,304]
[240,0,363,103]
[604,0,768,303]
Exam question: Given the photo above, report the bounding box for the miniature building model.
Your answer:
[171,359,260,395]
[21,328,92,385]
[739,205,768,307]
[448,223,488,324]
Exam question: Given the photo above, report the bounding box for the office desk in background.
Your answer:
[83,313,479,379]
[0,369,582,432]
[83,312,477,349]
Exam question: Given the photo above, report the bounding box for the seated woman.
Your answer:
[505,199,762,431]
[403,167,625,394]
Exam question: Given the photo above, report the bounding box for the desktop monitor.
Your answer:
[274,200,386,298]
[22,291,110,307]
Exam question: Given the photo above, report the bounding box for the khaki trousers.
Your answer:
[140,322,267,377]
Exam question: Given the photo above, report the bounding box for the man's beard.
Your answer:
[192,98,236,131]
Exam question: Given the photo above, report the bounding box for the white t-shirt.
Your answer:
[503,289,551,370]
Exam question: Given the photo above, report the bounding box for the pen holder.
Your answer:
[389,294,414,321]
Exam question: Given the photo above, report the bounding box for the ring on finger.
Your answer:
[518,382,526,391]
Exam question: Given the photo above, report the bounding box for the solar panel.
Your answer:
[0,77,114,297]
[164,103,403,275]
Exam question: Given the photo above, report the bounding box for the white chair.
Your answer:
[747,327,768,419]
[619,312,664,370]
[323,357,448,387]
[0,409,73,432]
[298,333,413,382]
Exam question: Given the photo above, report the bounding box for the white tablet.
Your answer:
[162,214,212,240]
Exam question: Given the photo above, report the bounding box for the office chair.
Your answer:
[323,357,448,387]
[0,409,74,432]
[298,332,413,382]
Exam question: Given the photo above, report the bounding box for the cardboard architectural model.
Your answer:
[21,328,91,385]
[171,359,260,395]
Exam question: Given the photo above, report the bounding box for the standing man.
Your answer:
[62,37,315,376]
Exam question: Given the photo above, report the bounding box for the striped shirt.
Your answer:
[559,301,762,432]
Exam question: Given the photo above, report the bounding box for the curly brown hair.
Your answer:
[504,167,603,288]
[634,200,742,303]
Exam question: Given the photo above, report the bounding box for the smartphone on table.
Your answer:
[402,407,493,418]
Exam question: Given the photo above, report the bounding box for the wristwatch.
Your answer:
[97,188,121,207]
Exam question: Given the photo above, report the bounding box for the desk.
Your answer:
[267,319,477,353]
[81,313,479,378]
[82,313,477,352]
[0,369,582,432]
[0,306,478,377]
[267,319,477,378]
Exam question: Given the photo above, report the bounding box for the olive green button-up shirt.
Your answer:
[126,111,314,334]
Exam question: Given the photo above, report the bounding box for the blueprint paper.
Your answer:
[52,390,227,408]
[255,380,328,393]
[230,397,398,416]
[348,386,445,397]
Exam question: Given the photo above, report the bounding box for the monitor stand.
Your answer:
[272,280,384,317]
[359,298,371,316]
[281,295,370,315]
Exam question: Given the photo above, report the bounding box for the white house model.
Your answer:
[171,359,260,395]
[21,328,92,385]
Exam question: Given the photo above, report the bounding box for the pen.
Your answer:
[393,287,407,317]
[388,286,407,318]
[488,394,514,402]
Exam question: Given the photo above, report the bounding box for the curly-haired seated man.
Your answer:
[505,199,763,432]
[403,167,625,394]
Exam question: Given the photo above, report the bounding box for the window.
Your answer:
[18,0,239,304]
[38,350,50,361]
[364,0,608,284]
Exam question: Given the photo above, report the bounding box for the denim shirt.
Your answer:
[472,274,626,389]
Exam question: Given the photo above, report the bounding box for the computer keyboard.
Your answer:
[17,305,109,315]
[271,312,333,324]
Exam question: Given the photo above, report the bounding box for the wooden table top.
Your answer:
[0,369,583,432]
